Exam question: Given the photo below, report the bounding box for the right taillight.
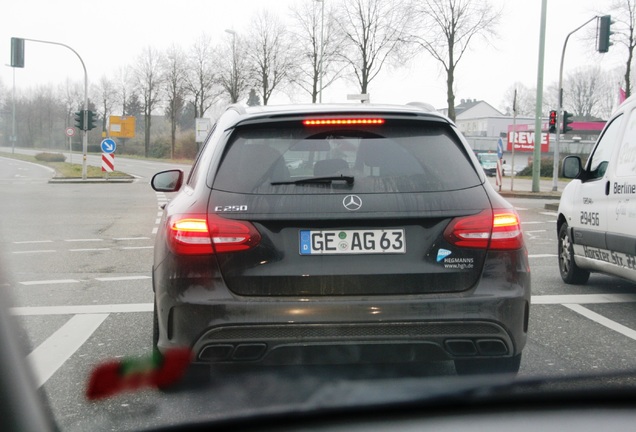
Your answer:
[168,214,261,255]
[443,209,523,250]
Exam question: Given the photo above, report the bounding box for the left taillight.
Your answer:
[443,209,524,250]
[167,214,261,255]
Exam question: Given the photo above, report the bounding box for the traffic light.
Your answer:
[10,37,25,68]
[86,110,97,130]
[549,110,557,133]
[598,15,613,53]
[562,111,574,134]
[74,111,84,130]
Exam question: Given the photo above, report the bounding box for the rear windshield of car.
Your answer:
[212,120,481,194]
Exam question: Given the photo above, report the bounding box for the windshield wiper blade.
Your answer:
[272,175,354,186]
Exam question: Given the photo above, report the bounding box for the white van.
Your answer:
[557,96,636,284]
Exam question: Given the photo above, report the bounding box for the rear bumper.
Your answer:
[154,249,530,365]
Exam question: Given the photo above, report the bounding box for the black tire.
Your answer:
[558,223,590,284]
[152,299,159,350]
[454,354,521,375]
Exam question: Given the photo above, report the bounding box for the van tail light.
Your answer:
[443,209,523,250]
[168,214,261,255]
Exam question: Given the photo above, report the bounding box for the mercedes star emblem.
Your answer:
[343,195,362,211]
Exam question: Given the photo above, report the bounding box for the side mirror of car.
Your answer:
[562,156,582,179]
[151,170,184,192]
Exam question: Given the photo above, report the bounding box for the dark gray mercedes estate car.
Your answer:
[151,103,530,375]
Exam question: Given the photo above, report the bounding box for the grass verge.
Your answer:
[0,152,133,178]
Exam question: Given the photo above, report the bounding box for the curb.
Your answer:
[497,191,561,200]
[48,178,135,184]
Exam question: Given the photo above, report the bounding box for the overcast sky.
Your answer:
[0,0,624,114]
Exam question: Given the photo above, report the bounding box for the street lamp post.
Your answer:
[4,63,18,153]
[551,16,599,192]
[14,37,89,179]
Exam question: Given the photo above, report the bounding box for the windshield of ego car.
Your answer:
[2,0,636,431]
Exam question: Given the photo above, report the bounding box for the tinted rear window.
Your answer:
[212,120,481,194]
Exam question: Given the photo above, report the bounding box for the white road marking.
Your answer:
[94,276,151,282]
[532,293,636,304]
[13,240,53,244]
[514,207,528,211]
[65,238,103,242]
[540,212,558,217]
[12,250,56,254]
[10,294,636,316]
[528,254,557,258]
[70,248,111,252]
[524,230,547,233]
[20,279,80,286]
[521,221,550,225]
[564,303,636,341]
[121,246,154,250]
[27,314,109,388]
[113,237,150,241]
[18,275,151,285]
[154,194,166,234]
[11,304,153,316]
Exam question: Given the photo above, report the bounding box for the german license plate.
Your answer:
[299,229,405,255]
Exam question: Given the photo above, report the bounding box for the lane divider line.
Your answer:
[27,313,109,388]
[20,279,80,286]
[533,293,636,304]
[12,304,153,316]
[94,276,151,282]
[564,303,636,341]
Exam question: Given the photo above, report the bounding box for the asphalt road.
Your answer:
[1,154,636,431]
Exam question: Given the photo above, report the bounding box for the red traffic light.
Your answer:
[549,110,557,133]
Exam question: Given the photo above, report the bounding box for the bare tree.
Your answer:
[543,82,560,116]
[92,75,117,133]
[597,67,624,119]
[186,34,222,118]
[113,66,135,116]
[246,10,296,105]
[413,0,500,121]
[219,31,251,104]
[289,0,345,102]
[500,83,536,117]
[564,67,603,120]
[58,78,83,128]
[163,44,188,159]
[335,0,413,97]
[611,0,636,98]
[134,46,164,157]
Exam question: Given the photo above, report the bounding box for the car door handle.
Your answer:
[605,181,610,196]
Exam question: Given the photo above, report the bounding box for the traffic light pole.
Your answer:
[552,16,599,192]
[19,38,89,180]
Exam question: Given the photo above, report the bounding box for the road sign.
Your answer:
[196,118,212,143]
[102,153,115,172]
[100,138,116,154]
[65,127,75,137]
[109,116,136,138]
[497,138,504,159]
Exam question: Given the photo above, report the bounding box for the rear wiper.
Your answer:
[271,175,354,186]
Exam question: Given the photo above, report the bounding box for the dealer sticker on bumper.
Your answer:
[299,229,405,255]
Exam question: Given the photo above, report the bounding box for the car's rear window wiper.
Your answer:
[271,175,354,186]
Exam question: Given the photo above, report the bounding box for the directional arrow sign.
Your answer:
[100,138,117,154]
